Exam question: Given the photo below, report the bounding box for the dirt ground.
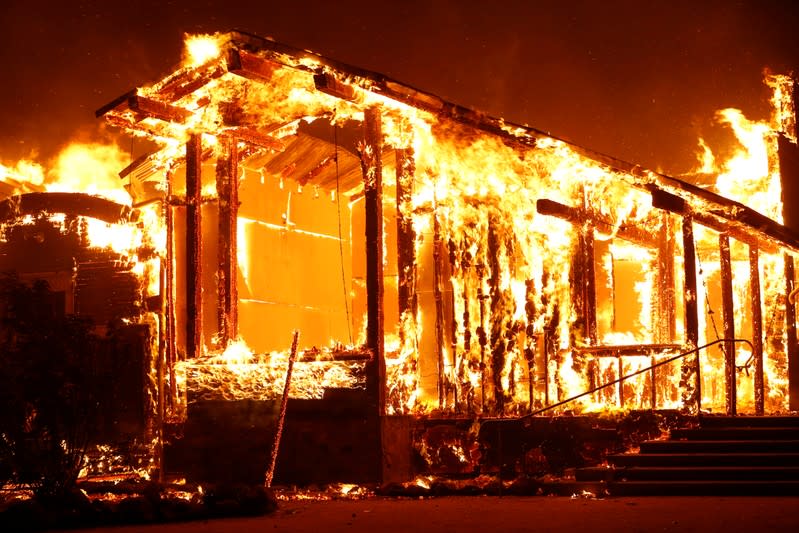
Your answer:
[65,495,799,533]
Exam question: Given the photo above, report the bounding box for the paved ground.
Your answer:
[67,495,799,533]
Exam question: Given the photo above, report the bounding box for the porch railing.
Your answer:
[521,338,755,419]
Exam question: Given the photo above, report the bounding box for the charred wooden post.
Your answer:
[185,134,203,359]
[524,279,537,411]
[750,245,765,415]
[649,354,657,409]
[487,215,516,415]
[164,169,178,412]
[584,227,597,345]
[215,138,239,345]
[395,148,417,326]
[786,254,799,411]
[681,216,700,411]
[447,240,461,411]
[362,107,385,415]
[719,234,737,415]
[476,262,488,412]
[433,204,447,410]
[656,213,677,343]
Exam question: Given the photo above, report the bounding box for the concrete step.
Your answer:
[578,465,799,482]
[607,480,799,496]
[670,427,799,440]
[639,439,799,454]
[609,452,799,467]
[698,416,799,428]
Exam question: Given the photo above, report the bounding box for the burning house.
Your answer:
[3,30,799,487]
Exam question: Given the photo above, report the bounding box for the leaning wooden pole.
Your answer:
[265,330,300,488]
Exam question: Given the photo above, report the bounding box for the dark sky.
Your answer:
[1,0,798,175]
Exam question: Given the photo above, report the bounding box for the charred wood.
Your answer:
[185,134,203,359]
[361,107,385,415]
[215,138,239,345]
[680,216,700,412]
[750,246,765,415]
[536,198,658,248]
[227,48,279,84]
[787,255,799,411]
[719,234,737,415]
[126,95,193,123]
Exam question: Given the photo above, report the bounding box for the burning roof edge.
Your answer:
[96,29,799,254]
[0,192,137,225]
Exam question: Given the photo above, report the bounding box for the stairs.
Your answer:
[577,415,799,496]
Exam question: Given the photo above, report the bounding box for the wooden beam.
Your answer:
[314,73,357,101]
[536,198,658,248]
[127,94,193,123]
[785,254,799,411]
[573,344,683,358]
[682,216,700,411]
[185,134,203,359]
[152,60,228,103]
[215,138,239,345]
[750,245,764,415]
[651,187,793,255]
[719,234,737,415]
[227,48,278,83]
[226,126,286,152]
[362,107,385,415]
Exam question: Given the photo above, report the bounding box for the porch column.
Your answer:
[362,106,385,414]
[215,137,239,345]
[186,133,203,359]
[682,216,700,411]
[719,234,736,415]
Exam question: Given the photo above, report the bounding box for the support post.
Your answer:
[433,203,447,410]
[750,246,765,415]
[582,224,598,344]
[719,234,737,415]
[215,138,239,345]
[395,148,417,322]
[786,254,799,411]
[362,107,385,415]
[656,213,677,342]
[682,216,700,412]
[185,134,203,359]
[165,169,178,414]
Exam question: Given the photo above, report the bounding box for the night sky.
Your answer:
[1,0,798,176]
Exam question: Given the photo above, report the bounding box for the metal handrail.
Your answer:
[521,338,755,419]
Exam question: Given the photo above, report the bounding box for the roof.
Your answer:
[97,30,799,253]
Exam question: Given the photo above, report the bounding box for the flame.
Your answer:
[99,32,797,417]
[0,158,45,188]
[184,33,225,67]
[176,338,365,402]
